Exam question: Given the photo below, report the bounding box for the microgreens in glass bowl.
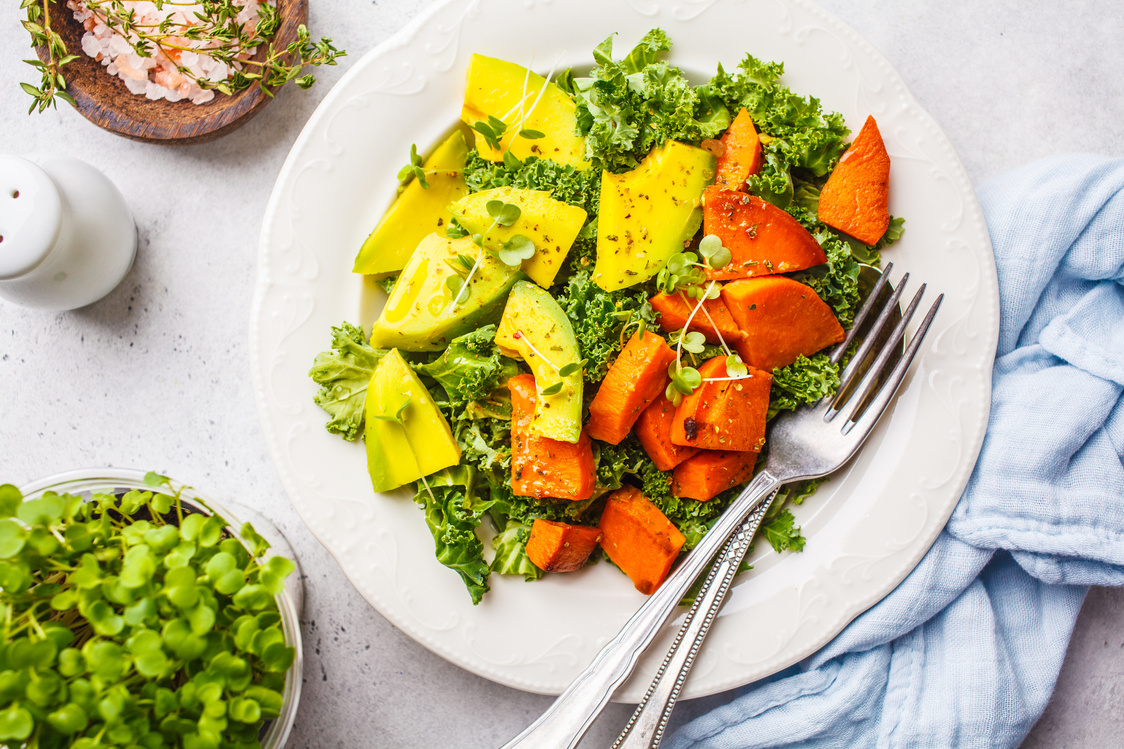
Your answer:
[0,469,302,749]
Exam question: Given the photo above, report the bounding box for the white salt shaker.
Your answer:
[0,154,137,310]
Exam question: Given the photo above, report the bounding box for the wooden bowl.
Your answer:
[38,0,308,145]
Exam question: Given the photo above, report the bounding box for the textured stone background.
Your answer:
[1,1,1121,746]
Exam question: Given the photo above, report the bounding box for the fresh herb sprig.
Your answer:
[19,0,344,111]
[0,473,296,747]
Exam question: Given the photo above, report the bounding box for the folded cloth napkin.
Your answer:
[666,153,1124,749]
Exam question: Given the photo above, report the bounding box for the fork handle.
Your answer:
[611,489,781,749]
[499,471,782,749]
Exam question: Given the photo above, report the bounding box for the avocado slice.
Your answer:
[365,348,461,493]
[450,187,587,289]
[369,233,523,351]
[593,140,716,291]
[461,54,590,171]
[495,281,583,443]
[353,129,471,276]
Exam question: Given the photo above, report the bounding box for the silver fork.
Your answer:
[499,264,941,749]
[610,265,915,749]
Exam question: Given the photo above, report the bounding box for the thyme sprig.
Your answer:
[19,0,344,112]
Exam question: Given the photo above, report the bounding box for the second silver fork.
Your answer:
[613,264,926,749]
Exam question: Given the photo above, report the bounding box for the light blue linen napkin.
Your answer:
[666,154,1124,749]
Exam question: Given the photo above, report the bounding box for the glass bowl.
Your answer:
[18,467,304,749]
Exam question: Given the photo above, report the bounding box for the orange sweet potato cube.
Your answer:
[598,486,686,595]
[722,276,845,372]
[817,115,891,245]
[525,519,602,573]
[672,449,758,501]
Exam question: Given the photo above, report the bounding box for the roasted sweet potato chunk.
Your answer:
[635,391,701,471]
[702,185,826,281]
[817,115,891,245]
[715,108,763,190]
[598,486,686,594]
[670,357,772,453]
[722,276,846,372]
[509,374,596,500]
[525,519,602,573]
[587,331,677,445]
[650,291,744,347]
[672,449,759,501]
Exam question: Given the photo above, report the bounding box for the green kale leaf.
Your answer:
[570,29,731,173]
[462,151,601,216]
[415,467,492,604]
[309,322,385,441]
[555,270,657,382]
[760,508,806,553]
[490,519,543,580]
[419,325,519,404]
[768,353,840,419]
[704,54,850,207]
[595,438,725,550]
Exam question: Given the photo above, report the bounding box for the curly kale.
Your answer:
[462,150,601,216]
[419,324,519,404]
[704,55,850,208]
[568,29,731,173]
[414,467,492,604]
[768,353,841,419]
[554,270,658,382]
[308,322,386,441]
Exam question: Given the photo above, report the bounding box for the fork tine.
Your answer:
[828,261,894,365]
[832,272,911,396]
[840,293,943,437]
[834,284,927,425]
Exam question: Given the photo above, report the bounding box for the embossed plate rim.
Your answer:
[250,0,999,700]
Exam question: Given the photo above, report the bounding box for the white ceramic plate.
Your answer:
[251,0,999,700]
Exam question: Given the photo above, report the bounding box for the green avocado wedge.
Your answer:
[365,348,461,493]
[593,140,716,291]
[353,129,470,276]
[494,281,583,443]
[450,187,588,289]
[368,233,524,352]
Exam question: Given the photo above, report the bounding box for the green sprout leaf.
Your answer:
[679,331,707,354]
[669,363,703,395]
[498,234,536,266]
[486,200,522,227]
[0,485,22,517]
[144,471,170,488]
[726,354,749,378]
[540,381,565,396]
[698,234,732,269]
[519,128,545,139]
[557,359,588,378]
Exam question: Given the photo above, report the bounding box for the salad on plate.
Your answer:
[309,29,900,604]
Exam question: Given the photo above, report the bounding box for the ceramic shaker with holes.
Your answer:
[0,154,136,310]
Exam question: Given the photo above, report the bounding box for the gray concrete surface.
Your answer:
[1,1,1121,746]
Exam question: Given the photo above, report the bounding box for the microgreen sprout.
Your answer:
[471,115,509,151]
[0,476,296,746]
[446,201,533,309]
[397,143,430,188]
